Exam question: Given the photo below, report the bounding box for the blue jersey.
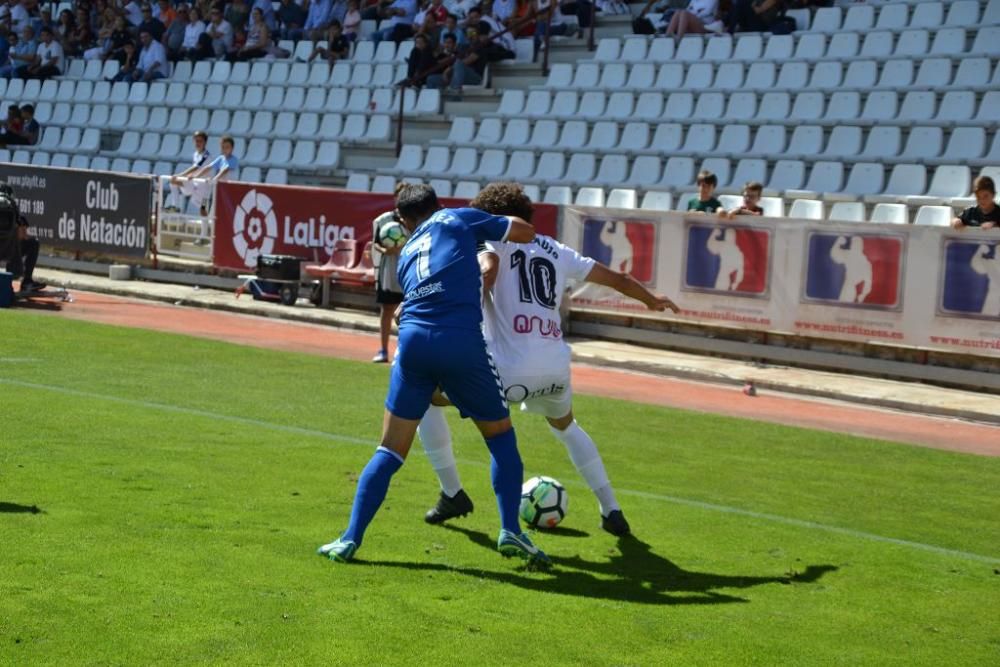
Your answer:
[396,207,511,331]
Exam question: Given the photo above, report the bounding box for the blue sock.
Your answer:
[341,446,404,546]
[485,429,524,535]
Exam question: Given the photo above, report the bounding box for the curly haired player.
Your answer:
[417,182,679,536]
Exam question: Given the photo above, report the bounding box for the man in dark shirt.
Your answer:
[687,169,724,214]
[5,215,45,292]
[277,0,306,39]
[138,4,166,41]
[952,176,999,230]
[18,103,39,145]
[444,21,511,92]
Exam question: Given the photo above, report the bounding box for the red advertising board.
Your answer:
[212,182,558,271]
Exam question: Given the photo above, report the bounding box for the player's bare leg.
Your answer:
[318,410,420,562]
[546,410,631,537]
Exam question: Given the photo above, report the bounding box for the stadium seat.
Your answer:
[790,92,824,121]
[914,206,953,227]
[787,125,823,158]
[640,191,673,211]
[860,127,901,159]
[158,133,182,161]
[811,6,841,32]
[946,0,980,26]
[840,163,885,198]
[821,126,862,159]
[30,151,50,166]
[901,128,943,161]
[933,28,967,56]
[659,156,695,189]
[69,154,90,170]
[265,169,288,185]
[828,202,865,223]
[870,203,908,224]
[503,150,535,181]
[925,165,971,198]
[619,37,647,63]
[533,152,565,182]
[575,187,604,207]
[345,173,371,191]
[768,160,806,193]
[655,64,683,90]
[453,181,480,198]
[789,199,824,220]
[731,159,768,190]
[371,175,396,193]
[543,186,572,205]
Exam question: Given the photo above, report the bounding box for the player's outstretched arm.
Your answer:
[585,263,680,313]
[479,250,500,293]
[506,216,535,243]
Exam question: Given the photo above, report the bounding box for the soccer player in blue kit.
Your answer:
[318,184,552,568]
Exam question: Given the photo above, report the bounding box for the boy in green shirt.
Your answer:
[687,170,723,214]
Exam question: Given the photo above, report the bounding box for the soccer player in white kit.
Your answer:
[418,182,679,536]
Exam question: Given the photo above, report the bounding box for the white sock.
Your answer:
[549,420,620,516]
[417,405,463,497]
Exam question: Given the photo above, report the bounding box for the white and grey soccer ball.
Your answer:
[519,476,568,529]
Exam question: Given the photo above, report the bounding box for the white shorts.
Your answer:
[497,367,573,419]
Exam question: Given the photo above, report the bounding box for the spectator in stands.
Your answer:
[370,0,417,45]
[534,0,568,48]
[153,0,177,27]
[225,0,251,33]
[249,0,278,32]
[0,26,11,71]
[65,7,95,56]
[167,129,212,212]
[138,3,166,41]
[105,15,132,63]
[204,7,231,57]
[426,20,511,93]
[407,31,440,85]
[370,208,405,363]
[16,26,61,80]
[342,0,361,41]
[426,0,449,25]
[664,0,719,38]
[162,4,188,59]
[725,0,784,34]
[725,181,764,217]
[687,170,724,214]
[17,103,38,145]
[179,6,207,59]
[2,25,35,77]
[300,0,332,41]
[6,0,31,36]
[436,29,458,58]
[37,7,55,34]
[110,39,138,80]
[227,6,270,60]
[277,0,307,40]
[111,28,164,81]
[467,7,513,53]
[952,176,1000,231]
[308,19,349,63]
[412,4,442,42]
[492,0,516,29]
[183,134,239,216]
[0,104,28,145]
[445,0,480,19]
[54,8,74,45]
[123,0,144,27]
[329,0,350,29]
[439,14,466,46]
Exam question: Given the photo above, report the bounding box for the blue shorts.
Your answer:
[385,325,509,422]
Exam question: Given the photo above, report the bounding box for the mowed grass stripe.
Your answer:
[2,376,997,566]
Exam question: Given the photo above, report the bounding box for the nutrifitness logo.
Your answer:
[231,189,278,268]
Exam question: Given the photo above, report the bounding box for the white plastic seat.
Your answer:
[822,126,862,159]
[946,1,980,26]
[900,128,942,161]
[557,121,587,150]
[971,27,1000,56]
[914,206,954,227]
[789,199,824,220]
[790,92,824,121]
[683,62,713,90]
[862,91,898,122]
[625,156,662,188]
[606,189,637,210]
[827,33,859,60]
[654,64,683,90]
[587,122,619,151]
[543,186,572,205]
[881,164,927,197]
[289,140,316,168]
[713,62,744,90]
[675,36,703,62]
[497,118,528,147]
[768,160,806,192]
[30,151,50,166]
[593,38,620,62]
[811,6,842,32]
[802,162,844,195]
[704,34,733,61]
[828,202,865,223]
[731,159,768,189]
[563,153,596,185]
[503,150,535,181]
[575,187,605,207]
[640,191,673,211]
[841,163,885,197]
[733,34,763,61]
[659,157,695,188]
[794,34,825,61]
[266,139,293,166]
[809,61,842,89]
[681,124,715,154]
[445,148,478,177]
[756,92,790,121]
[370,174,396,193]
[861,127,902,160]
[523,90,552,117]
[937,91,976,123]
[942,127,986,163]
[691,92,724,120]
[898,92,936,122]
[550,91,580,117]
[762,34,793,60]
[841,5,875,33]
[69,155,90,170]
[876,4,908,30]
[650,123,683,152]
[634,92,665,120]
[716,125,750,155]
[776,61,808,90]
[570,62,599,89]
[265,169,288,185]
[723,92,756,121]
[345,173,371,191]
[896,30,930,58]
[620,37,648,62]
[933,28,967,56]
[787,125,823,157]
[131,160,152,175]
[824,92,860,121]
[625,63,655,90]
[871,203,908,224]
[526,119,558,149]
[860,31,893,59]
[594,154,628,186]
[925,166,971,198]
[619,122,650,152]
[158,134,182,161]
[954,58,990,88]
[577,91,608,120]
[477,149,507,179]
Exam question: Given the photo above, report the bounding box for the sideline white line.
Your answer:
[0,358,41,363]
[4,377,998,566]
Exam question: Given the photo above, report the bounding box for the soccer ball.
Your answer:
[377,220,409,249]
[519,476,568,529]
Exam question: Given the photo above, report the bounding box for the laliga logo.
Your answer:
[232,189,278,268]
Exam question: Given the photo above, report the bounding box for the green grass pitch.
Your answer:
[1,312,998,665]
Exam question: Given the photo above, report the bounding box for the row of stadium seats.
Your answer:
[345,172,965,226]
[381,144,983,202]
[591,27,998,64]
[3,79,439,116]
[0,150,289,185]
[60,58,411,90]
[34,104,393,144]
[490,88,1000,125]
[112,133,340,171]
[779,0,997,34]
[439,118,1000,168]
[545,56,1000,93]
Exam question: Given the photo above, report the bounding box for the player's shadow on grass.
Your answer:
[366,526,836,606]
[0,502,43,514]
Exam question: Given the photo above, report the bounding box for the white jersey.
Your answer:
[482,234,594,374]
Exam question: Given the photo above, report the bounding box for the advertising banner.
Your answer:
[562,207,1000,358]
[212,182,558,271]
[0,163,152,257]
